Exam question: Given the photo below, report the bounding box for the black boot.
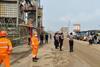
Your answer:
[32,57,37,62]
[35,57,39,60]
[60,49,62,51]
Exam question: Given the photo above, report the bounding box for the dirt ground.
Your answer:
[11,38,100,67]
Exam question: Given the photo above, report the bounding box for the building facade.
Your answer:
[0,0,43,46]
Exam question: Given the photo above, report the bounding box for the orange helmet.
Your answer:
[0,31,8,37]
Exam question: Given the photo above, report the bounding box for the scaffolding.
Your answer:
[0,0,43,46]
[0,22,32,47]
[0,0,32,46]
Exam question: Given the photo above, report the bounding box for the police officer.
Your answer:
[69,32,74,52]
[59,33,64,51]
[54,33,59,49]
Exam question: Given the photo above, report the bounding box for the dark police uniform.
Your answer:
[69,33,74,52]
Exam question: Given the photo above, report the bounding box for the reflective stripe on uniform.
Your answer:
[0,42,8,44]
[0,46,8,48]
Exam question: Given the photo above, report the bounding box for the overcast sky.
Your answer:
[41,0,100,32]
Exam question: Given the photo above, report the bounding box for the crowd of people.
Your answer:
[54,32,64,51]
[53,32,74,52]
[0,29,76,67]
[39,32,51,45]
[88,34,100,45]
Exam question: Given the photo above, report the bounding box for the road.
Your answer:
[69,41,100,67]
[11,38,100,67]
[11,49,31,65]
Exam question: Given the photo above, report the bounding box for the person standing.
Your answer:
[50,34,52,40]
[31,31,40,62]
[93,34,97,44]
[54,33,59,49]
[40,33,44,45]
[45,33,49,44]
[69,32,74,52]
[0,31,13,67]
[88,34,93,45]
[59,33,64,51]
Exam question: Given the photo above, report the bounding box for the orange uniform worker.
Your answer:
[0,31,12,67]
[31,31,40,62]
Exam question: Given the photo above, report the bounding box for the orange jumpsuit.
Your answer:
[0,37,12,67]
[31,35,39,57]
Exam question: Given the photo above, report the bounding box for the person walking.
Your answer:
[59,33,64,51]
[0,31,13,67]
[54,32,59,49]
[69,32,74,52]
[31,31,40,62]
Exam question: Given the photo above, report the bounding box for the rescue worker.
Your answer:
[31,31,40,62]
[0,31,12,67]
[69,32,74,52]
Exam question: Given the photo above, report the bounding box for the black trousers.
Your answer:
[59,40,63,50]
[40,40,44,45]
[69,40,74,52]
[54,40,59,49]
[89,39,92,44]
[45,39,48,44]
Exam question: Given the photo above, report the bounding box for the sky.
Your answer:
[41,0,100,32]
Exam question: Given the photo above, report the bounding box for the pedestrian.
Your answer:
[50,34,52,40]
[59,33,64,51]
[45,33,49,44]
[97,35,100,44]
[93,34,97,44]
[69,32,74,52]
[40,33,44,45]
[31,31,40,62]
[0,31,13,67]
[88,34,93,45]
[54,32,59,49]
